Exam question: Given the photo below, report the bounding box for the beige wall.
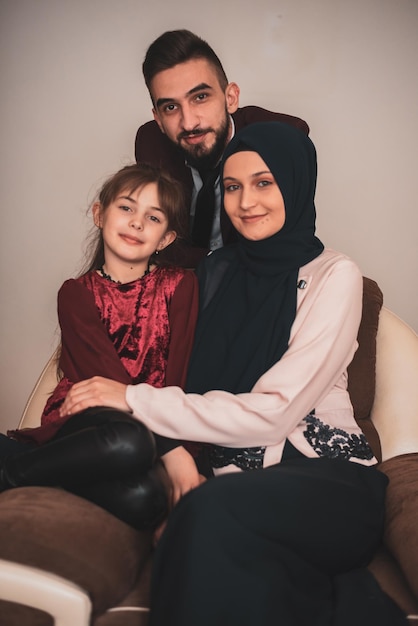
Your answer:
[1,0,417,432]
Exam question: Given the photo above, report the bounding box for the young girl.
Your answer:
[0,163,199,530]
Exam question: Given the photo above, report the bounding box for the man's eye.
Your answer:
[195,93,208,102]
[163,104,177,113]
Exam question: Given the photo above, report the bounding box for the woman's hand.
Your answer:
[60,376,130,416]
[161,446,206,507]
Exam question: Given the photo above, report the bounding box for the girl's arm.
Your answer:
[165,270,199,388]
[157,270,202,502]
[58,279,131,384]
[155,270,199,455]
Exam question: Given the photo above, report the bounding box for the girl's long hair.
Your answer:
[80,162,188,275]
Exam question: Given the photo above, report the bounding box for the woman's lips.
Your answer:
[240,214,267,223]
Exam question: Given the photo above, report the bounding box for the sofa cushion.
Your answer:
[0,487,152,617]
[368,545,418,616]
[378,453,418,601]
[347,276,383,460]
[0,601,53,626]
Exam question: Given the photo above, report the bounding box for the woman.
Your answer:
[60,123,406,624]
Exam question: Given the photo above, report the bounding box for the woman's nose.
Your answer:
[240,186,256,210]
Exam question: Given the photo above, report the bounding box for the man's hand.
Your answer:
[60,376,130,416]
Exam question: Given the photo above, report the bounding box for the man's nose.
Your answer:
[181,103,199,131]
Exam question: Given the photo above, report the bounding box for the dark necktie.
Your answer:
[191,166,220,248]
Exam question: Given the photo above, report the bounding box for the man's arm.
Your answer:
[233,105,309,135]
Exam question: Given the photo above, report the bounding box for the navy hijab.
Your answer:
[186,122,324,395]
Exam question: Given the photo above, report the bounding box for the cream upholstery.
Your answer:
[371,307,418,460]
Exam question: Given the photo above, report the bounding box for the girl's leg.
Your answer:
[150,458,406,626]
[0,433,35,459]
[0,407,169,529]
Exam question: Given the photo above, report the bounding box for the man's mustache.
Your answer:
[177,128,213,140]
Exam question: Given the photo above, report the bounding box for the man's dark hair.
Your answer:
[143,29,229,96]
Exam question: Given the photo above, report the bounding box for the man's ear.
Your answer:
[158,230,177,251]
[225,82,240,114]
[152,108,165,134]
[92,202,103,228]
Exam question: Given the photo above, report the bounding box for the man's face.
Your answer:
[150,58,240,170]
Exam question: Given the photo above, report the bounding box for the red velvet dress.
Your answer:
[15,267,198,445]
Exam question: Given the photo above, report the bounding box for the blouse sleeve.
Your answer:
[125,257,363,448]
[58,279,131,384]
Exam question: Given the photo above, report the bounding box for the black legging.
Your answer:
[0,407,169,530]
[149,457,406,626]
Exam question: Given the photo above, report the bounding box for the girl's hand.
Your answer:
[161,446,206,507]
[60,376,130,416]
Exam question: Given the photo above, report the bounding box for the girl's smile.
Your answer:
[93,182,176,283]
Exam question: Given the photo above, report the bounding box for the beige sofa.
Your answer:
[0,277,417,625]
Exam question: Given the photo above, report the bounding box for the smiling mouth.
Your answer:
[120,234,142,244]
[179,129,211,144]
[241,214,267,223]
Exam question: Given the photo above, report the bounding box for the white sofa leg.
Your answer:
[0,559,92,626]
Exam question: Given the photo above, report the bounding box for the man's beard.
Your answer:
[176,109,230,171]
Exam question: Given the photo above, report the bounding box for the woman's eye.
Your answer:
[257,180,272,188]
[224,184,240,192]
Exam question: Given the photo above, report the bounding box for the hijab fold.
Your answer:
[186,122,324,395]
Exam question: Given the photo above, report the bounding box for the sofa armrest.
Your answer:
[371,307,418,461]
[377,453,418,602]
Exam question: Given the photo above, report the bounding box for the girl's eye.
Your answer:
[148,215,161,223]
[119,205,132,212]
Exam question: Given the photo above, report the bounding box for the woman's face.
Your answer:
[223,151,285,241]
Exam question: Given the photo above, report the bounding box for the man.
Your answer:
[135,29,309,265]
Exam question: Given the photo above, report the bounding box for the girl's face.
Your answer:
[223,151,285,241]
[93,182,176,277]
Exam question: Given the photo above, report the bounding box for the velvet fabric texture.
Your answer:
[186,122,324,395]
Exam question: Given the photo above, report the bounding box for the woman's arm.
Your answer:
[124,257,363,447]
[62,257,362,448]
